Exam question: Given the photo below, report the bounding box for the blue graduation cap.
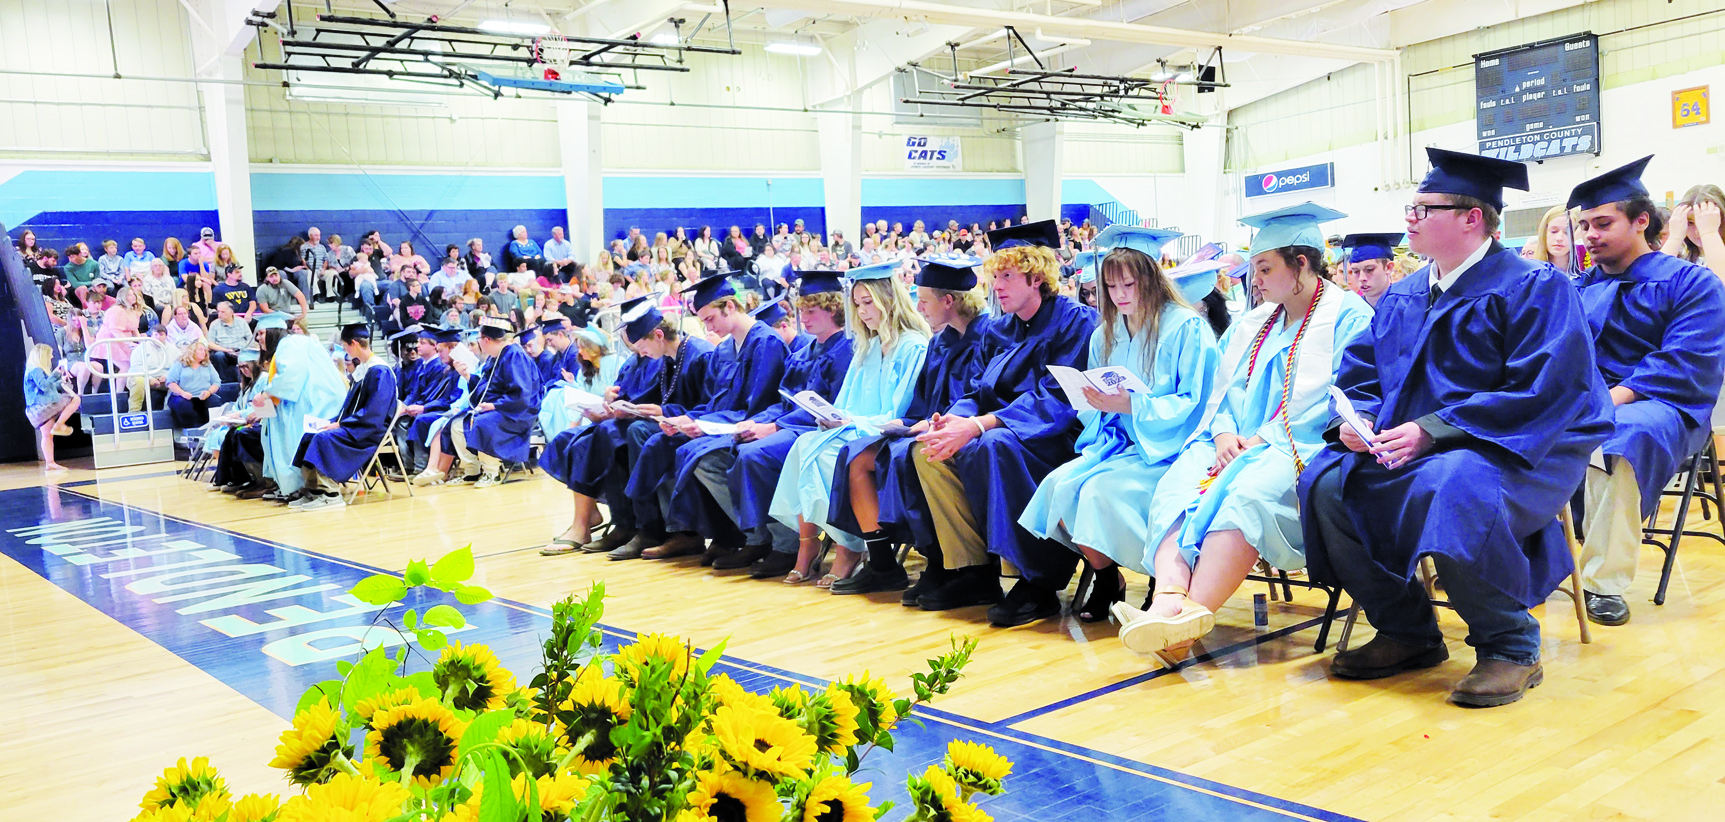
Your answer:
[682,272,738,311]
[517,324,542,345]
[477,316,515,341]
[1163,259,1228,304]
[1095,225,1183,259]
[1069,251,1103,285]
[846,261,898,281]
[253,311,295,331]
[387,324,424,343]
[1239,201,1348,257]
[339,323,371,344]
[1567,155,1654,211]
[619,294,664,344]
[987,219,1060,250]
[541,316,572,336]
[428,326,463,345]
[917,255,982,290]
[1342,232,1404,263]
[1417,147,1529,211]
[796,270,846,296]
[750,299,790,327]
[461,328,482,344]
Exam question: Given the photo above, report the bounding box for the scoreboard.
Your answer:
[1475,33,1601,162]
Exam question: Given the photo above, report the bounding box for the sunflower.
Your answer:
[437,782,482,822]
[139,756,230,813]
[432,641,518,713]
[944,741,1010,796]
[615,632,691,681]
[495,719,566,778]
[802,775,873,822]
[556,667,632,775]
[269,698,352,786]
[709,703,818,780]
[813,687,860,754]
[915,766,993,822]
[946,802,994,822]
[275,772,412,822]
[352,687,419,728]
[832,673,898,739]
[364,698,466,788]
[228,793,283,822]
[129,807,193,822]
[684,770,782,822]
[710,675,773,713]
[514,772,587,820]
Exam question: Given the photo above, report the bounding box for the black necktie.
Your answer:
[1429,283,1442,306]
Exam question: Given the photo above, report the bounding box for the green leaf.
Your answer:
[296,680,342,714]
[336,660,354,676]
[402,608,419,630]
[693,637,729,676]
[351,574,408,605]
[459,709,516,753]
[430,545,476,584]
[477,749,518,822]
[417,628,448,651]
[401,671,439,701]
[404,559,432,587]
[454,584,493,605]
[423,604,466,629]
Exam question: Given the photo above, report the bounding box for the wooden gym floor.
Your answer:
[3,456,1724,821]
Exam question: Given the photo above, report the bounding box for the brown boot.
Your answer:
[1449,659,1543,708]
[1329,634,1450,680]
[641,532,705,560]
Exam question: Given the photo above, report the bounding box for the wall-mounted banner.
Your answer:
[1673,86,1710,129]
[904,136,961,171]
[1245,162,1335,199]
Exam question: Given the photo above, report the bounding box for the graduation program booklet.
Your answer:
[609,401,647,417]
[782,389,848,426]
[1328,386,1376,442]
[1048,364,1152,413]
[563,389,606,412]
[303,416,331,434]
[695,420,740,436]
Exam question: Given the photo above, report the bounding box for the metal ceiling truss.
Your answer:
[246,3,742,103]
[900,27,1225,129]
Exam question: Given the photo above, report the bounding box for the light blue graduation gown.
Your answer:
[1147,285,1372,572]
[537,352,622,437]
[259,335,347,494]
[769,331,930,550]
[1018,306,1220,573]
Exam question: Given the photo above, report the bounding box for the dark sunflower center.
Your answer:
[380,717,456,777]
[814,803,846,822]
[710,794,749,822]
[567,706,621,761]
[755,738,774,754]
[437,660,496,711]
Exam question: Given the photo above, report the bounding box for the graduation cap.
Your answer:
[1068,251,1103,285]
[1162,259,1229,304]
[917,255,982,291]
[477,316,515,341]
[1567,154,1654,211]
[1417,147,1530,212]
[1239,201,1348,258]
[237,349,260,363]
[428,326,463,345]
[518,324,542,346]
[987,219,1060,250]
[619,293,665,344]
[750,299,790,327]
[1342,232,1404,263]
[846,262,898,282]
[796,270,846,296]
[338,323,371,344]
[1095,225,1183,260]
[253,311,295,331]
[387,324,425,344]
[573,324,610,349]
[682,272,738,311]
[541,316,572,336]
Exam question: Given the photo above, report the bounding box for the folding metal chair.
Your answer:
[345,405,413,503]
[1641,439,1724,605]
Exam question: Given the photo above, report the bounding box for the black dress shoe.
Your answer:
[917,566,1002,611]
[902,566,952,606]
[1584,591,1630,626]
[713,543,770,571]
[988,578,1062,627]
[748,550,797,579]
[701,542,741,567]
[831,563,910,595]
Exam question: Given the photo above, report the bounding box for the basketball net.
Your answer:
[533,30,572,81]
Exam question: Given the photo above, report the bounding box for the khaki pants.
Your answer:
[300,465,337,494]
[910,441,990,570]
[450,422,502,476]
[1580,457,1641,596]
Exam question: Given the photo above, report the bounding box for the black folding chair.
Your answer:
[1642,438,1725,605]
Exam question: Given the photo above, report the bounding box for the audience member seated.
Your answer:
[1664,184,1725,280]
[166,341,221,429]
[544,227,577,281]
[24,344,79,474]
[256,266,309,319]
[290,324,399,511]
[206,302,254,383]
[506,225,543,276]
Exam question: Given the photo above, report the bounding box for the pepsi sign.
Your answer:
[1245,162,1334,199]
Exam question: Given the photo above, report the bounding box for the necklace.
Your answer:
[659,338,688,403]
[1200,278,1326,494]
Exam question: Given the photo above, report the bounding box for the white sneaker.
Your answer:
[473,472,503,489]
[445,473,481,486]
[410,471,443,487]
[295,493,347,511]
[287,494,315,509]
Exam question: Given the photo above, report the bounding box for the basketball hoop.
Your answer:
[532,30,573,81]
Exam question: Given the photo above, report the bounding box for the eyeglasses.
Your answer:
[1404,204,1473,220]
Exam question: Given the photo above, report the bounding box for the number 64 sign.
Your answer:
[1673,86,1709,129]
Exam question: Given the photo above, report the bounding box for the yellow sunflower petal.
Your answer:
[275,772,412,822]
[685,770,782,822]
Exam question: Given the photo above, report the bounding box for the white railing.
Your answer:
[86,336,174,450]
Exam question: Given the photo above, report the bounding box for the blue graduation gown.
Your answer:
[630,321,789,533]
[827,320,990,547]
[945,295,1097,586]
[537,347,679,496]
[295,359,399,483]
[535,347,562,396]
[397,357,422,402]
[664,332,854,536]
[464,344,541,464]
[259,336,348,495]
[791,331,815,353]
[1299,245,1614,609]
[406,358,462,445]
[1579,252,1725,518]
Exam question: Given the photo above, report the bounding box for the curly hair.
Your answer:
[984,245,1060,297]
[795,290,846,325]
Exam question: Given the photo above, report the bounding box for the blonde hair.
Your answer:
[920,286,986,321]
[1676,184,1725,262]
[1529,204,1574,266]
[29,343,54,373]
[179,341,209,367]
[1099,248,1190,378]
[846,277,929,358]
[984,245,1061,296]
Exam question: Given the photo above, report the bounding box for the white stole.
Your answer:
[1191,282,1344,454]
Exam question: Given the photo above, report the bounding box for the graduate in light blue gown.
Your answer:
[538,323,622,437]
[1118,202,1373,667]
[253,313,347,499]
[1017,229,1222,622]
[769,263,931,585]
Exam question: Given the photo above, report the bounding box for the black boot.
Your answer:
[749,550,797,579]
[902,546,950,606]
[1073,564,1125,623]
[918,565,1003,611]
[988,578,1062,627]
[701,540,741,567]
[831,530,909,595]
[713,543,770,571]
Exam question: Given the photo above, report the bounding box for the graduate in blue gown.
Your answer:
[537,295,713,556]
[253,314,347,500]
[1565,156,1725,626]
[909,221,1099,627]
[825,257,992,598]
[768,264,930,585]
[292,324,399,510]
[1117,203,1372,667]
[1018,229,1222,622]
[617,273,790,561]
[666,285,855,576]
[397,327,463,476]
[1301,148,1612,708]
[537,323,622,438]
[453,317,541,488]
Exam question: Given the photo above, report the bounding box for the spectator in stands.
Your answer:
[463,237,494,289]
[63,316,96,394]
[391,240,429,281]
[544,226,577,281]
[122,237,157,278]
[429,257,472,296]
[294,228,328,297]
[1664,184,1725,279]
[669,227,691,259]
[830,230,856,261]
[42,279,73,336]
[163,303,203,350]
[458,277,482,311]
[192,226,219,262]
[489,276,522,328]
[29,246,61,283]
[161,237,187,281]
[354,259,384,310]
[25,344,78,473]
[770,223,791,255]
[166,341,220,429]
[628,234,650,263]
[354,231,384,271]
[15,228,40,263]
[264,234,306,290]
[506,225,543,273]
[693,226,719,268]
[1528,205,1579,276]
[62,243,98,297]
[908,220,930,248]
[749,224,770,257]
[97,240,123,285]
[756,244,788,281]
[320,234,354,303]
[206,301,252,383]
[139,260,177,312]
[208,243,240,280]
[647,245,674,279]
[255,266,308,319]
[398,276,433,327]
[181,243,215,288]
[91,286,145,382]
[857,237,881,265]
[80,281,115,313]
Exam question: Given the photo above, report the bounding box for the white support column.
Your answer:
[200,54,255,281]
[815,100,862,246]
[1180,119,1229,243]
[1022,122,1065,222]
[556,100,604,263]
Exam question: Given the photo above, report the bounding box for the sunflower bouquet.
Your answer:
[128,546,1010,822]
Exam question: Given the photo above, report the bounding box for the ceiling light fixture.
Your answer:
[477,19,550,36]
[764,41,821,56]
